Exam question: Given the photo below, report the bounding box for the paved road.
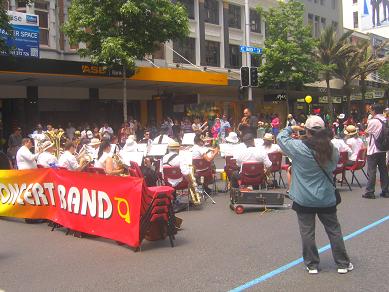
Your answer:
[0,169,388,292]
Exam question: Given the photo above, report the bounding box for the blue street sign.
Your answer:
[240,45,262,54]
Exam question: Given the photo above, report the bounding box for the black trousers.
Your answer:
[366,152,389,195]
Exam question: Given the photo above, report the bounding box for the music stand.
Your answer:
[181,133,195,145]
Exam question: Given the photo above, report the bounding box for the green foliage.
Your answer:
[0,1,13,53]
[257,0,319,90]
[63,0,189,68]
[378,62,389,82]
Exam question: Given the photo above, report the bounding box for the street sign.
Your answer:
[240,45,262,54]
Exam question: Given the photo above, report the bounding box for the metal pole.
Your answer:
[245,0,252,101]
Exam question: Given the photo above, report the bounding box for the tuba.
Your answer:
[188,165,202,206]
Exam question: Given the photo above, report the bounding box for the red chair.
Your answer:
[224,155,238,191]
[267,152,285,188]
[84,167,106,175]
[163,166,189,191]
[333,151,351,191]
[129,161,174,216]
[192,158,216,193]
[345,148,368,188]
[239,162,266,187]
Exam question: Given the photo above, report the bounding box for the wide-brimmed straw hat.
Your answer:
[89,138,101,146]
[41,141,55,152]
[338,113,345,119]
[225,132,239,144]
[168,141,180,149]
[263,133,274,141]
[344,125,358,136]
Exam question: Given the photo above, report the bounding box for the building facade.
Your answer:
[1,0,344,138]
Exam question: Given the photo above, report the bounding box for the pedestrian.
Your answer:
[7,127,22,163]
[271,114,281,136]
[363,103,389,199]
[277,115,353,274]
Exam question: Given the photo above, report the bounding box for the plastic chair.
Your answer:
[267,152,285,188]
[239,162,266,187]
[163,166,189,190]
[224,155,238,191]
[192,158,216,193]
[345,148,368,188]
[333,151,352,191]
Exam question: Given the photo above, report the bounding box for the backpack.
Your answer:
[374,118,389,151]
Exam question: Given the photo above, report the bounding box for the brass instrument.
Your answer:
[188,164,202,206]
[112,153,125,170]
[79,153,93,170]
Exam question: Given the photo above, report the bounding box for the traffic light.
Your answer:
[240,66,250,87]
[250,67,258,87]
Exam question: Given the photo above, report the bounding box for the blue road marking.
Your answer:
[230,215,389,292]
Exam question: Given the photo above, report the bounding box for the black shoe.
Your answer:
[380,193,389,198]
[362,193,376,199]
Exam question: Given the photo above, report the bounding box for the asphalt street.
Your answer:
[0,165,388,292]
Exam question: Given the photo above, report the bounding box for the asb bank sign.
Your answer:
[0,11,40,58]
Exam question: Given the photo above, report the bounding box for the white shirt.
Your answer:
[37,151,58,168]
[16,146,38,170]
[331,138,352,157]
[346,137,364,161]
[94,152,110,169]
[152,135,175,145]
[264,143,282,154]
[234,146,272,169]
[366,114,386,155]
[58,151,79,170]
[192,145,208,159]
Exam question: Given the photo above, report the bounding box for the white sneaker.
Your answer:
[306,267,318,274]
[337,263,354,274]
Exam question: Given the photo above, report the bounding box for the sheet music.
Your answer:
[181,133,196,145]
[137,143,148,153]
[121,152,144,166]
[147,144,168,156]
[179,150,193,165]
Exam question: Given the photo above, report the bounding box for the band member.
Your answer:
[16,138,41,170]
[37,141,58,168]
[138,131,152,145]
[238,108,258,137]
[230,133,272,188]
[58,142,86,171]
[94,140,124,175]
[162,141,191,185]
[192,134,219,161]
[262,133,282,154]
[87,138,101,160]
[120,136,138,155]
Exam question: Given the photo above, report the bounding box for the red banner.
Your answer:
[0,169,143,248]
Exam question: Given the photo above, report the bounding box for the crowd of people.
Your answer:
[1,102,388,275]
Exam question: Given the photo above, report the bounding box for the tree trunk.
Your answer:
[326,77,333,120]
[122,65,128,123]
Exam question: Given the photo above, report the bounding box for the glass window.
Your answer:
[34,2,49,46]
[229,44,242,69]
[353,11,359,28]
[205,40,220,67]
[250,9,261,33]
[177,0,195,19]
[204,0,219,25]
[332,21,338,30]
[314,15,320,38]
[321,17,326,30]
[173,37,196,64]
[228,4,241,29]
[332,0,337,9]
[308,14,314,36]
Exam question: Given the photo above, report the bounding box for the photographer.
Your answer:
[277,116,352,275]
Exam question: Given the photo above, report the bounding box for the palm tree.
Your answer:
[357,40,388,103]
[316,25,353,119]
[335,39,388,113]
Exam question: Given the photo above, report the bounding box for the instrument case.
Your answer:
[230,188,290,214]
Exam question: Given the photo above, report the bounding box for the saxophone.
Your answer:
[188,165,202,206]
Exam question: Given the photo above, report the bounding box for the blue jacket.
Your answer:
[277,127,339,208]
